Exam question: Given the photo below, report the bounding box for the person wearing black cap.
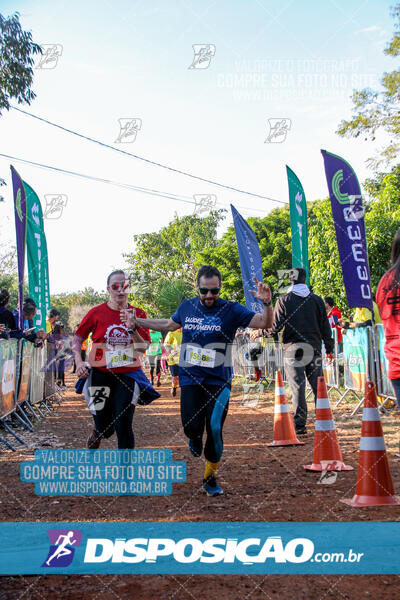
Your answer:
[270,268,334,435]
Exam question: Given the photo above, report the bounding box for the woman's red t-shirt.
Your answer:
[376,270,400,379]
[75,302,150,374]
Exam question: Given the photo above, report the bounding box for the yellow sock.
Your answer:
[204,460,219,480]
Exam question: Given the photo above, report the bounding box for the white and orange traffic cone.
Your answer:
[304,376,353,471]
[268,370,304,447]
[342,381,400,507]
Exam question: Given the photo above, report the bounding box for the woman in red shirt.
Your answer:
[376,228,400,407]
[72,270,153,449]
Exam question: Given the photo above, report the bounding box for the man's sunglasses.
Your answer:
[110,282,131,291]
[198,287,221,295]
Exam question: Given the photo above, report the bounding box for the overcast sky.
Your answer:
[0,0,395,294]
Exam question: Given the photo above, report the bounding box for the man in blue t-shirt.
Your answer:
[129,265,273,496]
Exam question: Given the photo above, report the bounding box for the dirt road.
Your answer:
[1,372,400,599]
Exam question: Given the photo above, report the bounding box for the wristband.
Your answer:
[262,300,272,307]
[127,328,137,334]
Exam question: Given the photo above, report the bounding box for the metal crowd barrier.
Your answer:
[0,339,63,451]
[0,339,18,420]
[375,324,395,401]
[232,324,396,415]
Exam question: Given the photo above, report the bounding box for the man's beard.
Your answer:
[200,297,217,308]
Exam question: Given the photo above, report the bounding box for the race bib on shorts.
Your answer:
[105,346,134,369]
[186,344,216,368]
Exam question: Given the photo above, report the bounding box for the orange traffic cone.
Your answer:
[304,376,353,471]
[342,381,400,507]
[267,370,304,447]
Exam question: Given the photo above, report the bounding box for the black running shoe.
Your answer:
[296,427,307,435]
[171,387,177,397]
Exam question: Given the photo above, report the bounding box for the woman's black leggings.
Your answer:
[90,368,136,449]
[57,359,65,384]
[149,354,161,379]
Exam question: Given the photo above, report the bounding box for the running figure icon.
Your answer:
[45,531,77,566]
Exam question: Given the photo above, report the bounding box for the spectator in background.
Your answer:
[339,302,382,331]
[271,268,334,435]
[0,289,16,339]
[12,298,46,345]
[164,327,182,396]
[146,329,163,387]
[324,297,343,352]
[81,336,88,362]
[51,321,70,388]
[72,324,82,373]
[376,227,400,409]
[249,328,265,382]
[160,344,169,374]
[46,308,60,334]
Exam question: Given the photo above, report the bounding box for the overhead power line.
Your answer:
[0,152,268,215]
[11,106,287,205]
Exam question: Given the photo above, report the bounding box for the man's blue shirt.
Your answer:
[171,297,255,386]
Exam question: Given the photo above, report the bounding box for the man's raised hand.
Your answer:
[249,276,272,304]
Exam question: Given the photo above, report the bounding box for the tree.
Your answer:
[198,206,292,302]
[68,304,95,332]
[51,287,108,331]
[125,209,226,314]
[364,164,400,289]
[156,279,195,318]
[0,12,42,115]
[0,231,18,307]
[308,199,347,312]
[336,4,400,168]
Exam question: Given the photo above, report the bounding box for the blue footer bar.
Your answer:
[1,522,399,574]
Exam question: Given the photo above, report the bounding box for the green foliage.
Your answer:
[125,209,226,315]
[51,287,108,332]
[198,206,292,302]
[0,12,42,114]
[308,199,348,313]
[364,165,400,289]
[0,241,19,308]
[0,271,19,308]
[67,304,96,333]
[156,279,195,318]
[336,3,400,168]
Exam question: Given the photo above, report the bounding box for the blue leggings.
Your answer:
[180,384,230,463]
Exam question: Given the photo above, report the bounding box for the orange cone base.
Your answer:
[304,461,353,472]
[341,494,400,507]
[267,438,304,447]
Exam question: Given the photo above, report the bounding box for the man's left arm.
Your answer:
[248,303,273,329]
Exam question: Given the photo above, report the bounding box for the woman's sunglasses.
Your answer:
[110,282,131,291]
[198,287,220,295]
